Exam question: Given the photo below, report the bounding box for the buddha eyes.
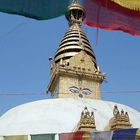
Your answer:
[69,86,80,94]
[82,88,92,95]
[69,86,92,96]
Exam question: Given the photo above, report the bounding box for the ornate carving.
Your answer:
[78,107,96,131]
[110,105,132,130]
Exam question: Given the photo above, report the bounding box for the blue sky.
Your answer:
[0,11,140,116]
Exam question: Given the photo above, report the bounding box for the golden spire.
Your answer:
[54,0,96,65]
[47,0,104,100]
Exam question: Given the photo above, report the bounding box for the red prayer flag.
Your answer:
[83,0,140,36]
[59,132,84,140]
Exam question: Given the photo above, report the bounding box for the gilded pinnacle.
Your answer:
[72,0,78,4]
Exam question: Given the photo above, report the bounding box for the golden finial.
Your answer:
[72,0,78,4]
[78,106,96,132]
[66,0,85,26]
[110,105,132,130]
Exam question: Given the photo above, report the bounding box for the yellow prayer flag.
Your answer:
[137,129,140,135]
[112,0,140,11]
[4,135,28,140]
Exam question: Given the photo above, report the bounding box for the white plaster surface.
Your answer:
[0,98,139,136]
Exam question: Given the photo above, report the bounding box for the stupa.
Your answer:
[0,0,140,138]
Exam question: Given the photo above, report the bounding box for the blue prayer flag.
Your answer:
[113,128,138,140]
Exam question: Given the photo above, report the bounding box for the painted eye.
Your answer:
[82,88,92,95]
[69,86,79,94]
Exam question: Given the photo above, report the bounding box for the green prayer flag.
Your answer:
[4,135,28,140]
[0,0,69,20]
[31,134,55,140]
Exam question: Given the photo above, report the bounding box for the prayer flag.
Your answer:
[90,131,113,140]
[4,135,28,140]
[112,128,138,140]
[59,132,84,140]
[137,129,140,135]
[83,0,140,35]
[31,134,55,140]
[0,0,69,20]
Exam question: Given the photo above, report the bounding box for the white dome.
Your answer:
[0,98,140,136]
